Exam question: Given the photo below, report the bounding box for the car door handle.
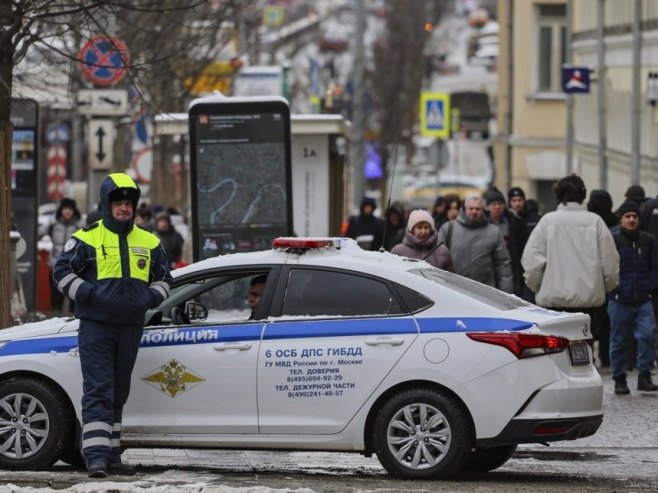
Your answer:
[67,347,80,357]
[213,343,252,351]
[365,338,405,347]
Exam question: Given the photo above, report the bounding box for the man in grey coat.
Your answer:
[437,195,513,292]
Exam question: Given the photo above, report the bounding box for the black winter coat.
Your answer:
[346,215,384,251]
[158,227,185,268]
[494,211,529,297]
[609,229,658,304]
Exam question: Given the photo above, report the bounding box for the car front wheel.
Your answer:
[372,387,472,479]
[0,377,73,470]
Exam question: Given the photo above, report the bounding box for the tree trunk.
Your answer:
[0,121,12,329]
[0,30,14,328]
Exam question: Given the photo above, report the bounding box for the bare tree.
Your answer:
[370,0,445,201]
[0,0,245,328]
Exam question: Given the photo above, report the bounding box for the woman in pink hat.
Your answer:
[391,210,454,271]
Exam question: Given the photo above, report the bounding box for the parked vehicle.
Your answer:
[450,91,492,140]
[0,238,602,479]
[232,66,284,97]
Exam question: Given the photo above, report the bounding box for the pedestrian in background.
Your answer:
[382,202,405,251]
[507,186,541,235]
[623,185,647,208]
[85,201,103,225]
[521,175,619,325]
[53,173,172,478]
[608,200,658,394]
[639,188,658,371]
[437,195,512,292]
[444,194,462,222]
[48,197,84,313]
[392,209,454,271]
[432,195,448,230]
[155,211,185,269]
[345,197,384,251]
[586,189,619,368]
[640,186,658,239]
[134,203,154,231]
[484,187,529,297]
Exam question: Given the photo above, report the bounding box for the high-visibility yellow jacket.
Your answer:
[53,173,172,325]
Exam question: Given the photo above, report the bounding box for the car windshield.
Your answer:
[410,268,530,310]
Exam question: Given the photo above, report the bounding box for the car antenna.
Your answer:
[378,140,401,253]
[422,240,445,261]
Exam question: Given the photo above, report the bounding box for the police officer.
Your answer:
[54,173,172,478]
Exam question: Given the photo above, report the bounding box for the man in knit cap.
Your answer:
[484,187,528,297]
[508,186,541,235]
[608,200,658,394]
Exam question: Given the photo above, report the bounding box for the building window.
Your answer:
[536,4,566,93]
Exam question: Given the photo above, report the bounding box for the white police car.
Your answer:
[0,238,602,479]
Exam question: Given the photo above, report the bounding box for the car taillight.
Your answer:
[466,332,570,359]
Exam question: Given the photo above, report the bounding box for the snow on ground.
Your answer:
[0,484,315,493]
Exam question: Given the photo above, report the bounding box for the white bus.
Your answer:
[232,66,284,97]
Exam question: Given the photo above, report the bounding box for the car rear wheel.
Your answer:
[0,378,73,470]
[372,388,472,479]
[462,444,517,472]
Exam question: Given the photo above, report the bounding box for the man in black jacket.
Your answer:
[345,197,384,251]
[608,200,658,395]
[508,186,541,235]
[485,187,529,298]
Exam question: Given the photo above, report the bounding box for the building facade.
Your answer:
[573,0,658,203]
[496,0,658,210]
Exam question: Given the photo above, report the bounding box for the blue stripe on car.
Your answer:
[416,318,534,333]
[0,336,79,356]
[263,318,418,340]
[141,324,263,347]
[0,318,534,356]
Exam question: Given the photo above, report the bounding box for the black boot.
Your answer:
[613,374,630,395]
[637,371,658,391]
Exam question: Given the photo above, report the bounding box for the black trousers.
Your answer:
[78,320,143,466]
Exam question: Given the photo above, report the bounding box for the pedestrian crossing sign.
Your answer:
[420,92,450,138]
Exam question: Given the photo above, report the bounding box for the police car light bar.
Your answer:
[273,237,335,249]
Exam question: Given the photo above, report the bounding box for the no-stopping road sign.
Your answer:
[79,35,130,86]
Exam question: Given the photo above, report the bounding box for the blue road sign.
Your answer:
[46,123,70,144]
[562,65,591,94]
[420,92,450,138]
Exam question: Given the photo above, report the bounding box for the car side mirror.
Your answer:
[185,301,208,321]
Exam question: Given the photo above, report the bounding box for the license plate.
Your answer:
[568,341,590,366]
